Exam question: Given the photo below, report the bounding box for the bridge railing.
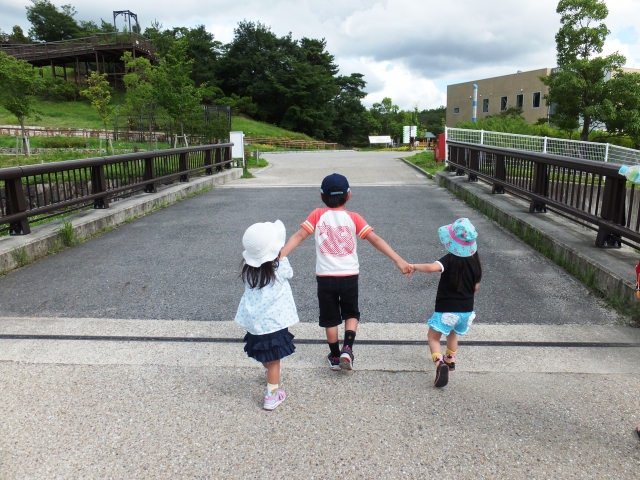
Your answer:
[0,143,233,236]
[447,140,640,249]
[1,33,155,61]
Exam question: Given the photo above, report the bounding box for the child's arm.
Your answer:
[407,261,443,279]
[474,283,480,295]
[280,228,310,258]
[365,232,412,274]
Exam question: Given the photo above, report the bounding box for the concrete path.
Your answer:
[1,151,639,478]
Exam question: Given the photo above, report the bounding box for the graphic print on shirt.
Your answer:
[318,222,355,257]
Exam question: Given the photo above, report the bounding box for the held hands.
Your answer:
[396,259,415,276]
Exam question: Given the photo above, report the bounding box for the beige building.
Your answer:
[446,68,552,126]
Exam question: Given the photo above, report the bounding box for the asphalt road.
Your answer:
[0,152,619,325]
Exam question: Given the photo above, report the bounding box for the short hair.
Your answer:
[321,186,349,208]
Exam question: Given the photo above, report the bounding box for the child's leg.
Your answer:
[444,332,458,370]
[345,318,359,333]
[427,327,443,361]
[428,327,449,387]
[339,318,358,370]
[263,360,281,389]
[262,360,286,410]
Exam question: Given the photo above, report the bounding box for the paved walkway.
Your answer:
[1,151,639,478]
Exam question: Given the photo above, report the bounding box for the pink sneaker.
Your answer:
[263,388,286,411]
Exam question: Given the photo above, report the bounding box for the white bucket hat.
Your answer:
[242,220,286,267]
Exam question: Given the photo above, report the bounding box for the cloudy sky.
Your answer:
[2,0,639,110]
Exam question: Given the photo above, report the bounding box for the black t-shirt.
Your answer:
[434,254,481,313]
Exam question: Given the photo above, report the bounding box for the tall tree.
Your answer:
[152,38,204,139]
[121,52,157,148]
[542,0,625,140]
[332,73,375,144]
[26,0,80,42]
[279,38,339,138]
[0,52,43,154]
[603,72,640,148]
[81,72,114,146]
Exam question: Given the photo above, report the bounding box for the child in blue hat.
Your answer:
[408,218,482,387]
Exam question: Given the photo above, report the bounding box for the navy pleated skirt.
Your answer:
[243,328,295,363]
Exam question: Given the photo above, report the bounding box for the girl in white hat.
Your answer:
[235,220,299,410]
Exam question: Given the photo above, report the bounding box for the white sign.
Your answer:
[368,135,393,145]
[402,126,417,144]
[230,131,245,166]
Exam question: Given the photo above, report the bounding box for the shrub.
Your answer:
[39,137,87,148]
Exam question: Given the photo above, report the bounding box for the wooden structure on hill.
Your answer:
[0,32,155,90]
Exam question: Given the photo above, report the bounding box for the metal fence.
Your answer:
[446,140,640,249]
[446,127,640,165]
[0,143,233,235]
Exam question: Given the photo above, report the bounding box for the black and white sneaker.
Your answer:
[339,346,354,370]
[327,354,341,371]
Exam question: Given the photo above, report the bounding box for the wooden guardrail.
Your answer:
[0,143,233,235]
[447,140,639,249]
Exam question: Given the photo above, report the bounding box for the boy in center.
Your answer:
[280,173,412,370]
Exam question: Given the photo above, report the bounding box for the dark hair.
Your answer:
[450,252,482,292]
[241,258,279,289]
[321,186,349,208]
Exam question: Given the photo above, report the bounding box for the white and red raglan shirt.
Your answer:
[301,208,373,276]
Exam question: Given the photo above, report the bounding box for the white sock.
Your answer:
[266,383,278,396]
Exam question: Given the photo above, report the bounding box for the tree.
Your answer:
[152,38,204,140]
[331,73,375,145]
[542,0,625,140]
[26,0,80,42]
[603,72,640,148]
[0,51,43,155]
[418,106,446,135]
[121,52,157,148]
[1,26,31,44]
[81,72,114,146]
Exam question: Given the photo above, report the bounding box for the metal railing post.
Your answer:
[215,147,223,172]
[492,154,506,194]
[529,160,549,213]
[5,177,31,235]
[595,175,625,248]
[204,148,213,175]
[90,164,109,209]
[455,147,465,176]
[468,149,479,182]
[224,146,232,169]
[143,157,156,193]
[179,152,189,182]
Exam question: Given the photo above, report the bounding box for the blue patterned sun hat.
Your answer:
[438,218,477,257]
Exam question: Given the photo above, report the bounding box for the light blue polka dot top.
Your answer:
[234,257,300,335]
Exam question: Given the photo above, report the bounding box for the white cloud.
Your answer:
[1,0,639,109]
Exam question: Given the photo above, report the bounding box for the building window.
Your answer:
[453,107,460,114]
[532,91,541,109]
[482,98,489,113]
[500,96,508,111]
[516,93,524,109]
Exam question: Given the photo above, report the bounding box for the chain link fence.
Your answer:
[446,127,640,165]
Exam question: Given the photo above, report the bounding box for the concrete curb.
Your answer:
[0,168,242,274]
[398,157,434,179]
[436,170,638,308]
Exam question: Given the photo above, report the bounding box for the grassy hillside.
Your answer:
[231,116,313,140]
[0,99,314,140]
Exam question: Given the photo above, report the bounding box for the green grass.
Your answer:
[0,94,126,130]
[231,116,314,140]
[404,150,447,176]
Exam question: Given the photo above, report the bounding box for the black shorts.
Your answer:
[316,275,360,328]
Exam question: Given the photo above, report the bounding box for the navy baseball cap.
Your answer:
[320,173,350,196]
